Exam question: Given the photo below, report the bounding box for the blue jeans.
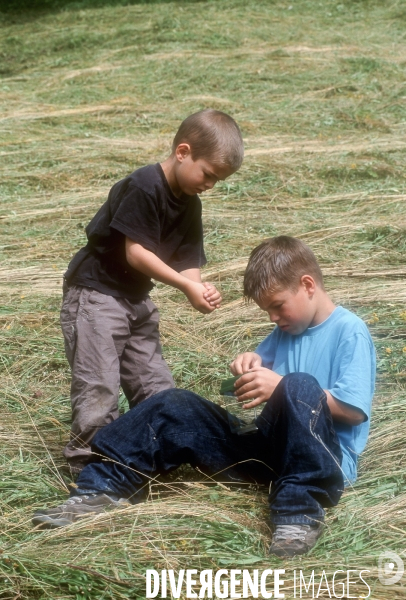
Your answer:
[75,373,344,525]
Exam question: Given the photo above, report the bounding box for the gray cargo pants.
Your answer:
[60,284,175,465]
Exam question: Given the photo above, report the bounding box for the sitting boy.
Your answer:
[33,236,376,557]
[61,109,244,474]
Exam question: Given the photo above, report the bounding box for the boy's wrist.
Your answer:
[176,275,195,295]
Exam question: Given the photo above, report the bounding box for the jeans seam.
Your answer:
[310,399,322,430]
[297,398,323,419]
[309,403,342,475]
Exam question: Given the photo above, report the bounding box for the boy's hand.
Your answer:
[125,244,219,315]
[203,282,222,308]
[229,352,262,375]
[233,367,283,409]
[184,280,218,314]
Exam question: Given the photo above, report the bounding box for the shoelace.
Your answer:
[273,524,308,542]
[64,495,92,506]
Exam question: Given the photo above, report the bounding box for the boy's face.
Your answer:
[256,278,318,335]
[174,145,234,196]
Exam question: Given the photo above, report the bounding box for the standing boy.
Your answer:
[61,109,244,474]
[35,236,375,557]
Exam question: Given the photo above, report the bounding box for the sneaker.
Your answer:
[32,494,129,529]
[269,523,323,557]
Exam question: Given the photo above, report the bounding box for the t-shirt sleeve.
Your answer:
[110,184,161,253]
[328,332,376,420]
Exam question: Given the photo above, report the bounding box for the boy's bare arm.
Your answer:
[125,239,218,313]
[324,391,365,425]
[179,268,202,282]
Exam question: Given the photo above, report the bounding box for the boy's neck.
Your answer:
[310,290,336,327]
[160,156,181,198]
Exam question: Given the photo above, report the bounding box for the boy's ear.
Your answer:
[175,143,192,161]
[301,274,316,295]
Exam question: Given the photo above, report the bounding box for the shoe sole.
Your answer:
[32,498,130,529]
[270,544,309,557]
[32,514,73,528]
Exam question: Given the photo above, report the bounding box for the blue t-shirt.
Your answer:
[255,306,376,484]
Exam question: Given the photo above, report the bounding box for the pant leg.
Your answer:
[119,297,174,408]
[75,389,272,500]
[61,286,131,463]
[256,372,344,526]
[75,377,343,525]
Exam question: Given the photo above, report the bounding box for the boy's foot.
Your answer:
[32,494,129,529]
[269,523,323,557]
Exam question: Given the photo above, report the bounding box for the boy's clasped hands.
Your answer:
[229,352,283,409]
[185,280,222,314]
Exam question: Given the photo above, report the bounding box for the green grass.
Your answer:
[1,0,406,598]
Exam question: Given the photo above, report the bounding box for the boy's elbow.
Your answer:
[329,393,367,426]
[349,411,366,426]
[343,406,367,426]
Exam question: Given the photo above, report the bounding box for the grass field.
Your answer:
[1,0,406,598]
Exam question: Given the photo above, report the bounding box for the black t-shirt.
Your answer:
[65,163,207,300]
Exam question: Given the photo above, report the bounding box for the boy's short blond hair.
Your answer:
[244,236,325,302]
[172,109,244,171]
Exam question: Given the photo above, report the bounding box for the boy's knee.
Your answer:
[140,388,208,419]
[92,389,196,445]
[145,389,224,430]
[275,373,325,411]
[281,372,321,392]
[148,387,200,406]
